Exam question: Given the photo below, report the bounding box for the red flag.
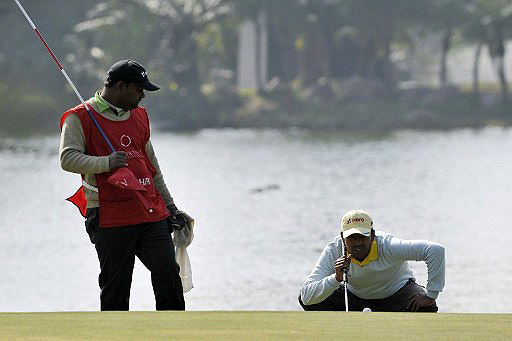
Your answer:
[66,168,152,217]
[107,167,146,191]
[66,185,87,217]
[107,167,153,209]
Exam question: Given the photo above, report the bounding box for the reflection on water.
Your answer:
[0,128,511,312]
[0,137,57,155]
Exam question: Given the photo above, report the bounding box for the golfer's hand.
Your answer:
[335,254,352,282]
[407,293,436,312]
[109,151,128,170]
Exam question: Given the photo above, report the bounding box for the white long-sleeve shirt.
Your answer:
[300,231,445,305]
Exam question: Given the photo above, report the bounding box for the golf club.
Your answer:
[342,242,349,312]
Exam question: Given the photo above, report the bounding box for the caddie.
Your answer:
[60,60,193,311]
[299,209,445,312]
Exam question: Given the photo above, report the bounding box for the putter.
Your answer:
[342,242,349,312]
[343,269,349,312]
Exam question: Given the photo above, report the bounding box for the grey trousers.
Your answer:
[299,279,438,312]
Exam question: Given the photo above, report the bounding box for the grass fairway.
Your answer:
[1,311,511,340]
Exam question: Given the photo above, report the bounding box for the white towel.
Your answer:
[173,212,195,293]
[175,246,193,293]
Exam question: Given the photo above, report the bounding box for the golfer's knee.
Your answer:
[298,295,308,310]
[298,295,316,311]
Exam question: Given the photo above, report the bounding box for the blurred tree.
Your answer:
[462,1,489,102]
[195,16,238,86]
[137,0,231,95]
[265,1,303,82]
[425,0,468,87]
[229,0,302,86]
[297,0,339,84]
[139,0,232,127]
[479,0,512,103]
[69,0,169,90]
[342,0,430,85]
[0,0,101,132]
[70,0,232,128]
[460,0,512,103]
[3,0,512,133]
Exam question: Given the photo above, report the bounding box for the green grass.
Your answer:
[0,311,511,340]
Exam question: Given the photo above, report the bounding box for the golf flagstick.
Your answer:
[14,0,116,153]
[15,0,156,216]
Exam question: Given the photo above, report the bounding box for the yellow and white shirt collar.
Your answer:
[351,240,379,267]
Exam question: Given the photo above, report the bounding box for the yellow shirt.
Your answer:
[351,240,379,267]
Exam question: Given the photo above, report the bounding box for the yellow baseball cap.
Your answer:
[341,209,373,238]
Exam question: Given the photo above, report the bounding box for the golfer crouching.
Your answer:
[299,209,445,312]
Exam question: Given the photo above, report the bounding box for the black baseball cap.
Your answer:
[107,59,160,91]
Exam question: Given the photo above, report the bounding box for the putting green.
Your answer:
[1,311,511,340]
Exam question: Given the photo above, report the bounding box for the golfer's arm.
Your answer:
[300,246,341,305]
[59,114,110,174]
[390,238,445,299]
[145,140,175,207]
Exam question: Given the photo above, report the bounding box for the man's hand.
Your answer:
[407,293,436,312]
[334,254,352,282]
[109,151,128,170]
[176,210,194,227]
[166,205,195,247]
[167,212,187,231]
[166,205,194,231]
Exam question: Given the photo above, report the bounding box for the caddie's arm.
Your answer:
[389,237,445,300]
[60,114,111,174]
[145,139,194,230]
[144,139,175,207]
[300,241,341,305]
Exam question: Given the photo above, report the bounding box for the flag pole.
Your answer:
[13,0,116,153]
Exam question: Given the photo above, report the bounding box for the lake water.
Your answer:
[0,128,511,313]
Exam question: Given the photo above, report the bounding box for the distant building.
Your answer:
[237,14,268,89]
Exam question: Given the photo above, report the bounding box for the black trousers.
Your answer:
[86,208,185,311]
[299,279,438,312]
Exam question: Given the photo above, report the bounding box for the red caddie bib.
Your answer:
[60,104,169,227]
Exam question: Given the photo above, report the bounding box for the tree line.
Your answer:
[1,0,512,132]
